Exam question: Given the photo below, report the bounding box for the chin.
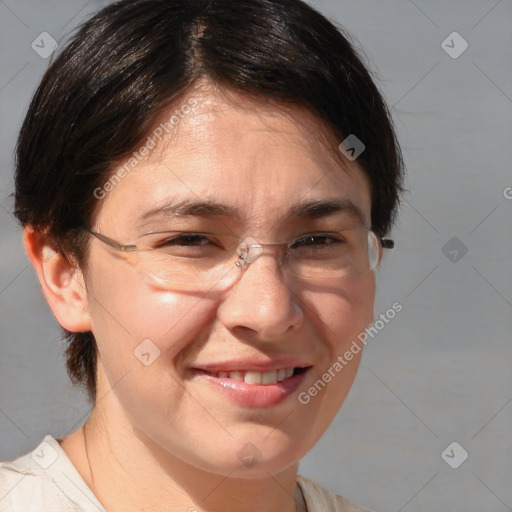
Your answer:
[188,433,313,478]
[194,452,302,479]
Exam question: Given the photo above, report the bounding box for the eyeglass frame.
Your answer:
[82,227,394,285]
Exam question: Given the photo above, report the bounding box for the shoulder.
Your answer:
[0,435,104,512]
[297,475,375,512]
[0,437,54,512]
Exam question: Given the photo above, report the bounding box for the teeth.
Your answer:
[229,371,244,381]
[214,367,299,384]
[261,370,277,384]
[244,371,262,384]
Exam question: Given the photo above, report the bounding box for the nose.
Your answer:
[217,246,304,341]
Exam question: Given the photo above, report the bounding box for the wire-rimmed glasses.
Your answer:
[85,228,394,290]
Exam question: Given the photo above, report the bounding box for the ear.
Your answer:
[23,225,92,332]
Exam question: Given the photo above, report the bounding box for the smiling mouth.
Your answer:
[200,367,309,385]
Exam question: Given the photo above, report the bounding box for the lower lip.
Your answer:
[193,369,310,408]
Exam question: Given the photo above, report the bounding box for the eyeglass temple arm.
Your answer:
[380,239,394,249]
[87,229,137,252]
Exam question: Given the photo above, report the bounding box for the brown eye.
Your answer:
[159,234,212,247]
[290,234,343,249]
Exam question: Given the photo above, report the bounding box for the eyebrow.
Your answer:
[137,198,368,227]
[286,198,367,226]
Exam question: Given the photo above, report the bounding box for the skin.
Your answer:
[24,82,377,512]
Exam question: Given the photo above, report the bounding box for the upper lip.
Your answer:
[193,359,312,373]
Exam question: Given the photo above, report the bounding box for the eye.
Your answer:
[159,234,213,247]
[288,233,350,262]
[290,233,343,249]
[147,232,226,258]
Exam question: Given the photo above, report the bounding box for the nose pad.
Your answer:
[235,237,264,270]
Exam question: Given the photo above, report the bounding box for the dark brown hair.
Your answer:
[14,0,405,402]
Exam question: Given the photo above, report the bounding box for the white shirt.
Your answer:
[0,436,372,512]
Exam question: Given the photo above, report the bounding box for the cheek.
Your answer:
[305,272,376,355]
[85,257,219,379]
[291,274,376,444]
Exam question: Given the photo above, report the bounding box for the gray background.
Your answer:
[1,1,511,511]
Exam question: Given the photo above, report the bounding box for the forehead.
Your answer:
[93,87,372,232]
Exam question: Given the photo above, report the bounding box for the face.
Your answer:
[84,84,375,478]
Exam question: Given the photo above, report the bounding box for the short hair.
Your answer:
[14,0,405,403]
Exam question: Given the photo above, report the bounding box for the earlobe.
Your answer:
[23,225,92,333]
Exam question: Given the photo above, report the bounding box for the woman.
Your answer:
[0,0,404,510]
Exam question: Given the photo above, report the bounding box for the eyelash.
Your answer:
[161,234,212,245]
[291,234,343,247]
[158,233,344,248]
